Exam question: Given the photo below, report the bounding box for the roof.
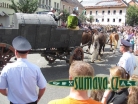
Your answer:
[128,0,138,6]
[0,11,9,16]
[81,0,103,6]
[61,0,84,8]
[82,0,128,8]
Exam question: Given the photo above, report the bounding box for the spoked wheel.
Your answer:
[44,55,56,64]
[69,47,84,64]
[0,43,15,69]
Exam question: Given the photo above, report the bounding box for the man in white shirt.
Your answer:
[118,39,137,76]
[0,36,47,104]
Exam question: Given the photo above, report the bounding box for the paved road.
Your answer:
[0,35,138,104]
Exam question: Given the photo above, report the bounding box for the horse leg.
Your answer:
[103,44,105,53]
[110,40,113,51]
[98,45,102,60]
[113,40,118,53]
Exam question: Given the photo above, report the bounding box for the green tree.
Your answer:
[89,16,94,23]
[86,16,94,23]
[78,10,86,23]
[10,0,38,13]
[126,5,138,26]
[59,9,70,22]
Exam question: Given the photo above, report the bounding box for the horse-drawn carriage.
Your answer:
[0,13,85,68]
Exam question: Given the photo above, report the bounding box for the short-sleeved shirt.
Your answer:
[0,58,47,103]
[48,96,102,104]
[118,52,137,76]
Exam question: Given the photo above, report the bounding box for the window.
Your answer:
[90,11,92,15]
[7,3,9,8]
[113,19,115,22]
[119,10,122,15]
[4,3,6,8]
[42,0,45,8]
[102,11,105,15]
[63,5,65,10]
[54,2,56,8]
[107,18,110,22]
[96,19,99,22]
[102,18,104,22]
[113,10,116,14]
[108,10,110,15]
[49,0,51,7]
[42,0,44,4]
[46,0,48,5]
[57,3,59,9]
[85,10,86,15]
[119,19,121,22]
[39,0,41,5]
[96,11,98,15]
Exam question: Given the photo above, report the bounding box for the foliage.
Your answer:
[59,9,70,22]
[78,10,86,23]
[126,5,138,26]
[10,0,38,13]
[86,15,94,23]
[89,16,94,23]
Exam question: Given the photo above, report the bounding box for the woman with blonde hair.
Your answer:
[127,75,138,104]
[101,66,130,104]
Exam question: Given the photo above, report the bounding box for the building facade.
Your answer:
[82,0,128,26]
[61,0,84,14]
[37,0,61,13]
[0,0,17,27]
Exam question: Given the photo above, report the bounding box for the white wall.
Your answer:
[86,7,127,26]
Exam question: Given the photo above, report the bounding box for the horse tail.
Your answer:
[115,33,119,41]
[114,34,119,49]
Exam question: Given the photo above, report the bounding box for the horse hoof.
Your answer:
[98,55,101,60]
[113,50,115,53]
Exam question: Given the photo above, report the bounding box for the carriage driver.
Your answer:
[67,7,80,30]
[0,36,47,104]
[117,39,137,76]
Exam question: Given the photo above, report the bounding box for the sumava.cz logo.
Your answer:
[48,77,137,90]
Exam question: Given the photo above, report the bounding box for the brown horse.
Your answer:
[109,32,119,52]
[81,29,97,52]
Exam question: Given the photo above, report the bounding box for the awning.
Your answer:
[0,11,9,16]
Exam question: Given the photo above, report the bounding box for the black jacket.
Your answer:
[107,88,129,104]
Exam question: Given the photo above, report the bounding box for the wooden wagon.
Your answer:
[0,13,84,68]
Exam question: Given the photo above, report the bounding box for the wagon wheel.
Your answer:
[69,47,84,64]
[0,43,15,69]
[44,55,56,64]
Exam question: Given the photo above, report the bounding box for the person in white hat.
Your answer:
[117,39,137,76]
[48,8,63,21]
[0,36,47,104]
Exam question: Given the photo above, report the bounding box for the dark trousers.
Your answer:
[10,100,37,104]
